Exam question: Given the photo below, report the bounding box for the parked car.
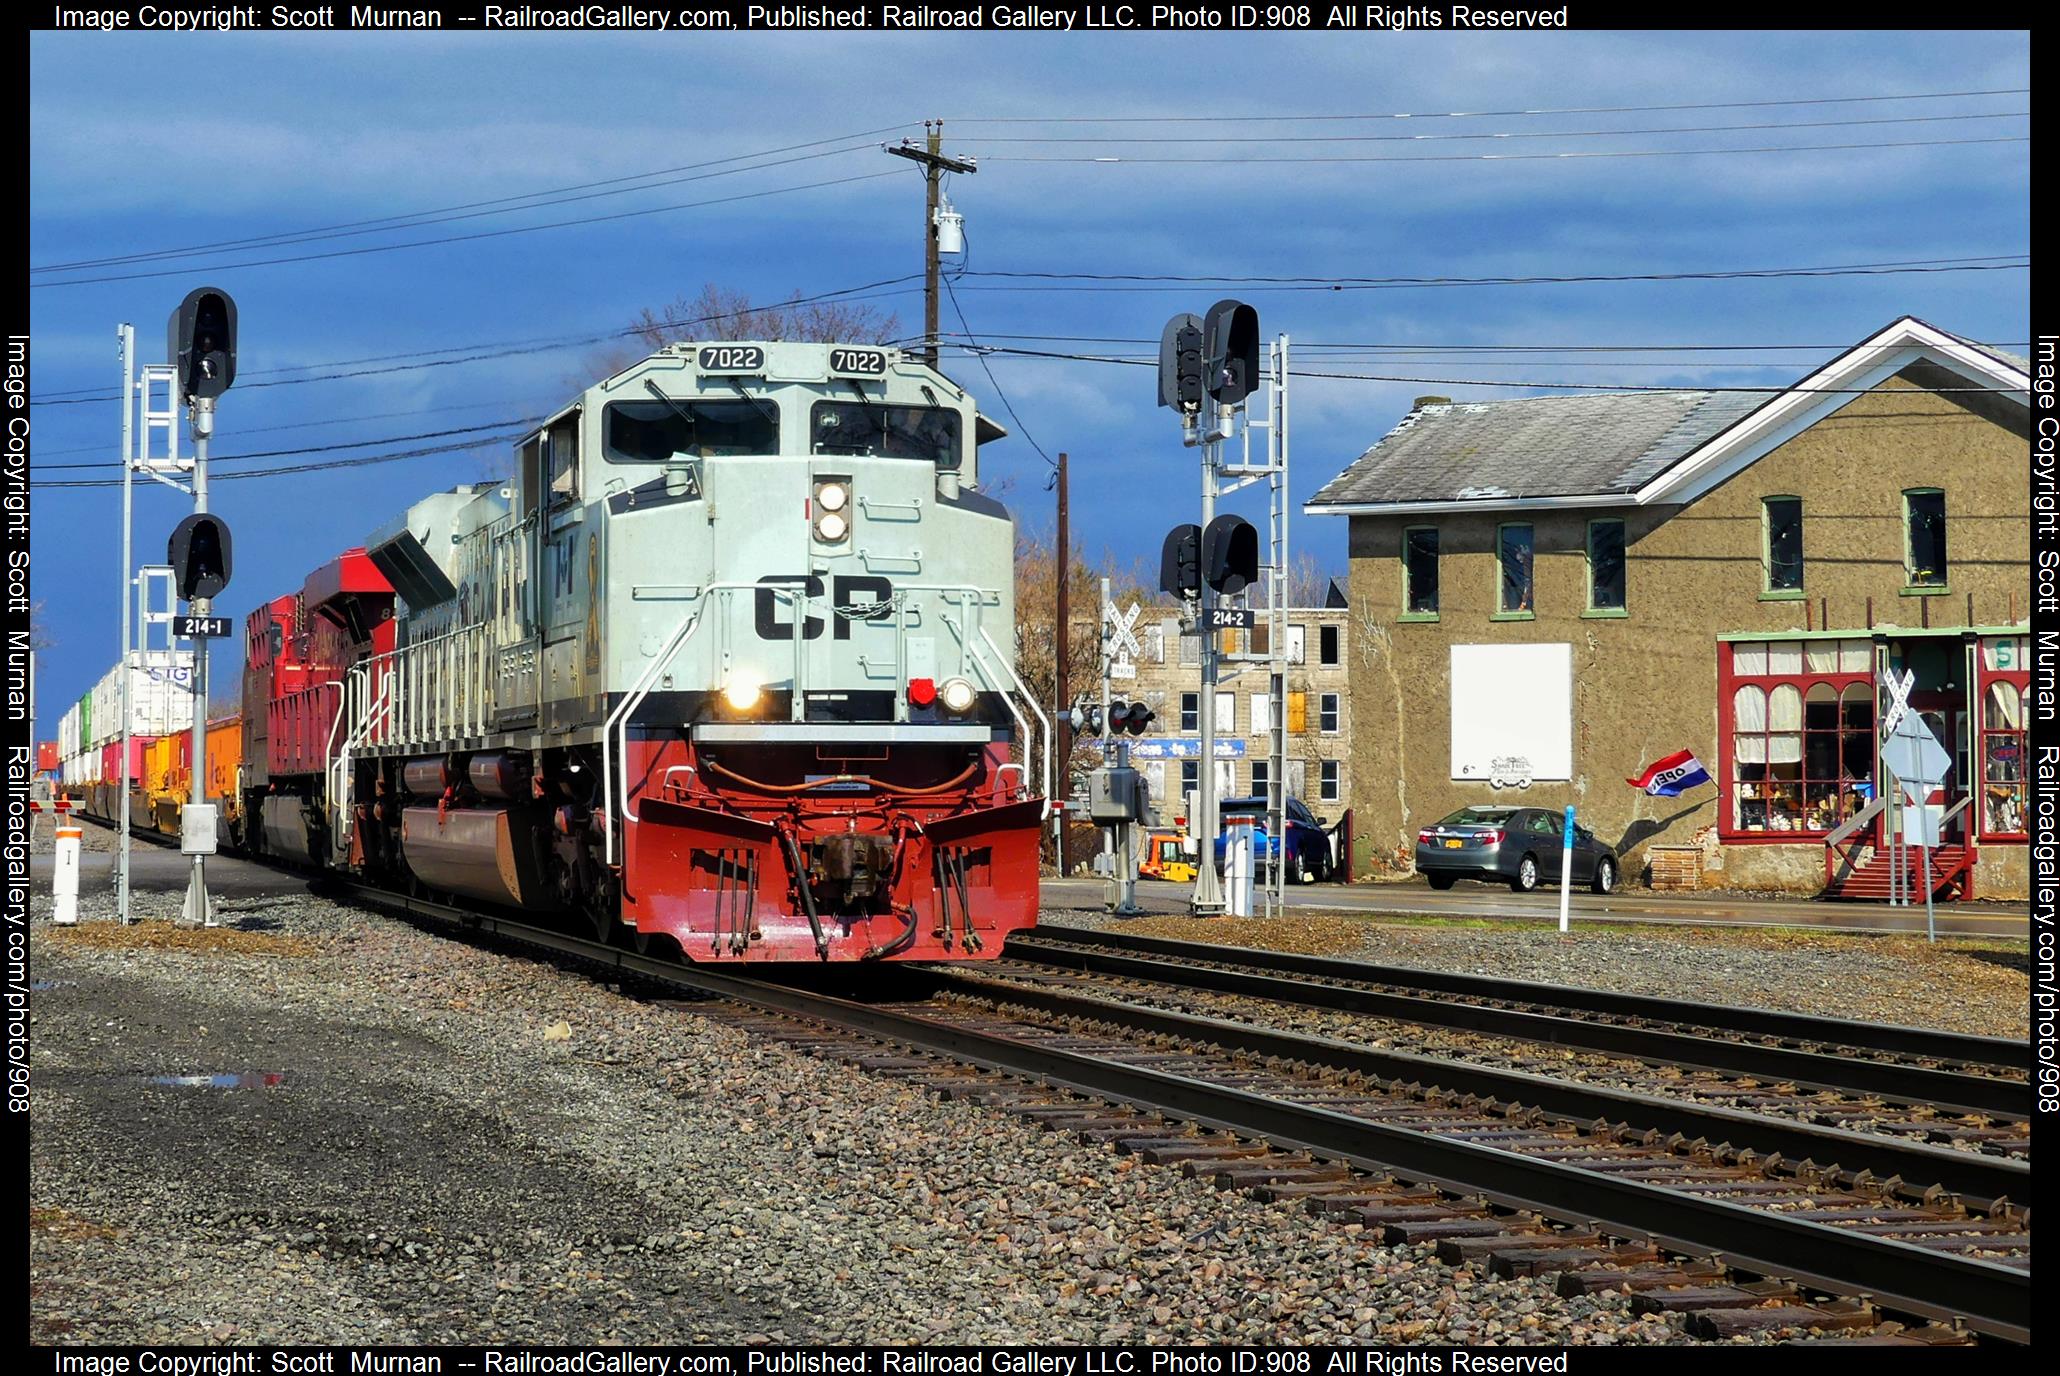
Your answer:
[1213,795,1334,883]
[1415,805,1620,894]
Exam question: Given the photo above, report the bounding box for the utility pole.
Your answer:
[885,121,976,368]
[182,396,215,929]
[1054,450,1072,877]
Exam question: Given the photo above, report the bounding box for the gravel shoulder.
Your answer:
[1039,909,2030,1040]
[30,883,1701,1347]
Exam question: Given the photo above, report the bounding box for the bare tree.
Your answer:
[584,283,901,382]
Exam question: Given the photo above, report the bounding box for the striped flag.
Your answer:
[1628,750,1712,797]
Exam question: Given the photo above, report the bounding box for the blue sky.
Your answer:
[28,29,2030,731]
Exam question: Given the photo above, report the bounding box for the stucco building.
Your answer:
[1306,317,2033,899]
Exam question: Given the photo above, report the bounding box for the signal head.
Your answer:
[167,287,238,401]
[1201,513,1259,596]
[1202,298,1259,407]
[1157,313,1206,411]
[167,512,233,601]
[1159,523,1201,600]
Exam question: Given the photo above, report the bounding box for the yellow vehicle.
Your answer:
[1138,829,1196,883]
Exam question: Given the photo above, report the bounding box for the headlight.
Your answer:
[817,482,848,513]
[722,672,764,712]
[938,677,977,713]
[815,511,848,543]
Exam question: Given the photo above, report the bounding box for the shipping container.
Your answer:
[36,742,59,774]
[79,651,197,749]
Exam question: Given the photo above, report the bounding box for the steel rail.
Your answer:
[1017,927,2024,1070]
[1007,933,2026,1117]
[328,881,2027,1344]
[926,968,2030,1209]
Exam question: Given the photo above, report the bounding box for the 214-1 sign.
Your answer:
[1204,607,1253,629]
[174,615,232,639]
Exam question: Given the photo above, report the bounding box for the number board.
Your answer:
[696,345,765,373]
[828,347,888,378]
[173,615,233,639]
[1204,607,1254,629]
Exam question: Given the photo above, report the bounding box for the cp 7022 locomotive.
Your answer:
[243,340,1048,961]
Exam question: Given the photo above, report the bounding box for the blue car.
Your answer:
[1212,795,1334,883]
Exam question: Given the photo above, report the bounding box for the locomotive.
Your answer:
[85,341,1048,963]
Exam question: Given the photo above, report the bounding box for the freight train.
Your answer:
[62,340,1048,962]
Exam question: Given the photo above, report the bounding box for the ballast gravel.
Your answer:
[28,875,1728,1347]
[1042,909,2029,1040]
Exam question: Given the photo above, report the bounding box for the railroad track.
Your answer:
[1008,928,2028,1118]
[299,881,2026,1345]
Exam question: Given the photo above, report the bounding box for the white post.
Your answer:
[52,824,81,926]
[118,324,135,925]
[1558,804,1575,935]
[1227,823,1254,917]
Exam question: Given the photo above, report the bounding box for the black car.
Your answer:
[1415,805,1620,894]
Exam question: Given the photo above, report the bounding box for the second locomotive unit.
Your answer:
[247,340,1046,962]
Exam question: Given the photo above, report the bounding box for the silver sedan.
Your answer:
[1415,805,1620,894]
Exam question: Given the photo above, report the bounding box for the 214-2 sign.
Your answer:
[1204,607,1254,629]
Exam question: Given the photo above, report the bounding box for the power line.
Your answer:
[934,331,2034,353]
[947,342,2028,396]
[964,109,2027,144]
[982,134,2029,165]
[33,432,526,490]
[33,124,919,275]
[30,170,906,289]
[36,418,541,471]
[31,398,539,456]
[950,255,2028,293]
[940,268,1053,471]
[29,276,924,406]
[951,87,2030,124]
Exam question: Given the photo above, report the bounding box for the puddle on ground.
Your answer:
[144,1072,288,1090]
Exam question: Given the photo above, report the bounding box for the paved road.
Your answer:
[1042,877,2028,939]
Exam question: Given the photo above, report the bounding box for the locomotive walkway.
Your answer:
[1042,877,2030,938]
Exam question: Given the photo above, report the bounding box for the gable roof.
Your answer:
[1306,316,2030,517]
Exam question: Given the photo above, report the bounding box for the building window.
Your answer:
[1287,691,1307,733]
[1250,693,1271,737]
[1721,638,1875,838]
[1180,692,1199,733]
[1587,519,1626,612]
[1905,489,1947,588]
[1764,496,1803,593]
[1319,759,1340,803]
[1319,692,1339,734]
[1250,760,1270,797]
[1180,759,1200,800]
[1497,524,1534,615]
[1979,636,2029,837]
[1286,624,1306,664]
[1403,527,1439,616]
[1319,624,1341,665]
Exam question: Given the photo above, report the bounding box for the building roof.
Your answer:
[1306,389,1765,510]
[1306,316,2031,517]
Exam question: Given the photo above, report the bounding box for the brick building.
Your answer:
[1077,592,1356,825]
[1305,317,2032,899]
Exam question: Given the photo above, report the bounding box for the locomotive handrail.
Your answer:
[976,625,1052,820]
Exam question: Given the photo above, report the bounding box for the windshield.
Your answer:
[811,401,961,468]
[604,400,777,462]
[1437,807,1517,828]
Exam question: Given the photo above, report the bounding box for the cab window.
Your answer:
[604,400,778,463]
[546,416,580,501]
[811,401,962,469]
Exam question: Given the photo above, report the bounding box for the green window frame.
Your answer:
[1904,488,1947,591]
[1586,518,1627,615]
[1494,522,1534,619]
[1400,526,1439,620]
[1763,496,1803,597]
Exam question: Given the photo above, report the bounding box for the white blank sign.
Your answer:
[1451,643,1572,782]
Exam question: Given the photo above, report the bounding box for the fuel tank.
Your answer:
[401,805,546,908]
[259,795,317,863]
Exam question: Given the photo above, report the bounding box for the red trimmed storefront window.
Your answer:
[1719,638,1876,838]
[1977,635,2029,840]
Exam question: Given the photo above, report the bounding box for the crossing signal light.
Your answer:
[167,287,238,401]
[168,512,233,601]
[1157,313,1205,410]
[1202,514,1258,596]
[1159,523,1201,600]
[1203,298,1259,406]
[1069,703,1104,736]
[1110,700,1155,735]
